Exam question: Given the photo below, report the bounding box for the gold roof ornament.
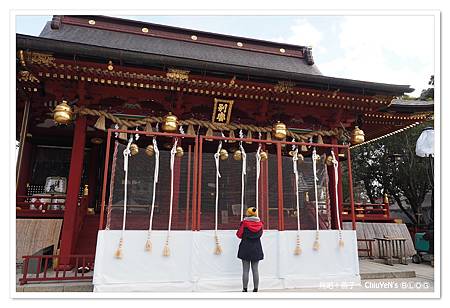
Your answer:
[53,100,73,125]
[166,68,189,81]
[107,60,114,71]
[351,126,365,145]
[274,81,295,93]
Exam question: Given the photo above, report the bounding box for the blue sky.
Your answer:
[15,15,435,96]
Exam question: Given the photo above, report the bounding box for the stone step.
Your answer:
[359,259,417,280]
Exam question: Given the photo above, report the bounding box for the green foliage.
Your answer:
[344,122,433,227]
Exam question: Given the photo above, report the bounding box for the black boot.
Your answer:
[253,288,258,292]
[242,288,247,292]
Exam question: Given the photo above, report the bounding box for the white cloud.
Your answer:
[319,16,435,96]
[274,18,326,54]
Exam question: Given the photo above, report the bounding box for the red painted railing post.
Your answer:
[20,257,29,285]
[276,143,284,231]
[185,145,192,230]
[346,147,356,230]
[197,137,204,230]
[192,136,199,231]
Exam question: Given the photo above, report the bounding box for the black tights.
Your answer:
[242,260,259,290]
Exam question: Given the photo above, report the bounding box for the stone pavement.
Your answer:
[15,259,434,293]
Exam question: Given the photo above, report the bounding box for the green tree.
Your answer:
[343,122,433,228]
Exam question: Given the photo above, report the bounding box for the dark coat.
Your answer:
[236,217,264,261]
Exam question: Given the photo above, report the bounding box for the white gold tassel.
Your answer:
[312,148,320,251]
[163,139,178,257]
[293,147,302,255]
[331,150,344,248]
[239,136,247,221]
[214,142,223,255]
[146,138,160,252]
[255,144,262,213]
[115,137,133,259]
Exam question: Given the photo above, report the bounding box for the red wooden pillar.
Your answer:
[16,139,32,196]
[16,100,31,194]
[328,138,341,230]
[59,116,87,267]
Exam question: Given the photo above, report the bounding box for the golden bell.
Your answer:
[219,149,229,160]
[325,155,333,166]
[176,146,184,157]
[260,151,268,161]
[145,144,155,157]
[130,143,139,156]
[162,112,178,133]
[351,126,365,145]
[272,121,287,140]
[233,150,242,161]
[83,184,89,196]
[53,100,73,125]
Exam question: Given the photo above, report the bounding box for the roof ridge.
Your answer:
[50,15,313,62]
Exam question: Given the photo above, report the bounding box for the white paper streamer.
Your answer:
[146,138,160,243]
[255,144,262,212]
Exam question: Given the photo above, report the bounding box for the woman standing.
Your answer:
[236,207,264,292]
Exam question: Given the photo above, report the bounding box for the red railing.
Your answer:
[19,254,94,285]
[98,129,357,231]
[342,202,390,222]
[16,195,88,218]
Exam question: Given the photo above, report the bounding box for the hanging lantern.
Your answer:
[162,112,178,133]
[176,146,184,157]
[351,126,365,145]
[233,149,242,160]
[130,143,139,156]
[145,144,155,157]
[260,151,268,161]
[272,121,287,140]
[53,100,73,125]
[219,148,229,160]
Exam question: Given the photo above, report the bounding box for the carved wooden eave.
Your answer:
[17,50,396,115]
